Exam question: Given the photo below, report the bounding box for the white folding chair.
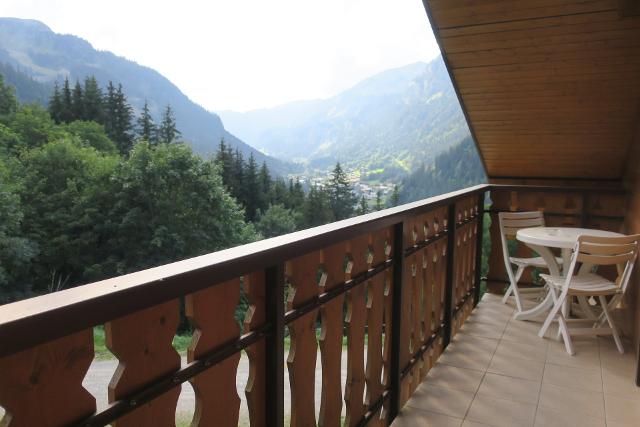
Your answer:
[498,211,562,312]
[538,234,640,355]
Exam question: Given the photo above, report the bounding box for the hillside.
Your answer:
[219,56,469,174]
[399,136,486,204]
[0,18,293,174]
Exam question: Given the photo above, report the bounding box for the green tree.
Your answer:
[19,138,119,292]
[136,100,157,143]
[0,155,37,302]
[158,104,180,144]
[358,195,368,215]
[258,161,271,212]
[71,80,84,120]
[48,82,63,124]
[302,185,334,228]
[63,121,117,154]
[243,153,260,221]
[327,162,356,220]
[375,189,384,211]
[104,82,134,155]
[390,185,400,207]
[257,204,297,238]
[8,104,60,150]
[83,76,103,123]
[60,77,73,123]
[0,74,18,116]
[104,142,256,274]
[288,179,305,210]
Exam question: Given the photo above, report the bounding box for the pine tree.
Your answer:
[358,195,368,215]
[327,162,357,220]
[71,80,84,120]
[158,105,180,144]
[48,82,63,123]
[60,77,73,123]
[390,185,400,207]
[136,100,157,143]
[375,189,384,211]
[83,76,103,123]
[0,74,17,116]
[258,161,271,212]
[243,153,260,221]
[302,185,334,227]
[104,82,134,155]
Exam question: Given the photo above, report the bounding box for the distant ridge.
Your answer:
[219,56,470,176]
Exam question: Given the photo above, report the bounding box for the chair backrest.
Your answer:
[498,211,546,279]
[565,234,640,294]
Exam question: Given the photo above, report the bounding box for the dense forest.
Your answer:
[399,136,485,204]
[0,74,369,304]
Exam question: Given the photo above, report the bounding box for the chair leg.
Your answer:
[501,284,513,304]
[539,298,563,338]
[599,295,624,354]
[511,266,524,312]
[557,313,574,355]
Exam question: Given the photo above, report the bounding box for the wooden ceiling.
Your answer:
[424,0,640,180]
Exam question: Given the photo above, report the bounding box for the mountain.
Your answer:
[0,18,293,175]
[218,56,470,175]
[399,136,486,204]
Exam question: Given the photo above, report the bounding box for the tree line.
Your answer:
[0,73,374,305]
[48,76,180,154]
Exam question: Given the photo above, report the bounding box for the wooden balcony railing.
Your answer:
[0,184,626,427]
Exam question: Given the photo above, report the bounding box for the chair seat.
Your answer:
[540,273,620,296]
[510,256,563,268]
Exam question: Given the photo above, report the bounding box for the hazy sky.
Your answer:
[0,0,440,112]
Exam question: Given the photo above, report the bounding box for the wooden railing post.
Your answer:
[443,203,456,348]
[265,264,285,427]
[388,221,405,422]
[474,192,485,307]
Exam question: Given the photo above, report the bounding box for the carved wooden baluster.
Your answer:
[107,300,180,426]
[244,272,266,427]
[0,329,95,427]
[436,240,448,331]
[410,217,425,393]
[319,242,346,427]
[382,230,393,391]
[344,235,369,426]
[186,279,241,427]
[365,229,388,426]
[287,251,321,427]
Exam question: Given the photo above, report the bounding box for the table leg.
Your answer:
[513,244,559,321]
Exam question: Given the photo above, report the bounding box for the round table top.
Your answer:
[516,227,624,249]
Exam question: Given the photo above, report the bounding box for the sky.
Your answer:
[0,0,441,112]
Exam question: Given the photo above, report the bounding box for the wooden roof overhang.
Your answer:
[422,0,640,182]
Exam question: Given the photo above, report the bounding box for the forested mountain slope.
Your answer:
[399,136,486,204]
[219,56,469,173]
[0,18,293,174]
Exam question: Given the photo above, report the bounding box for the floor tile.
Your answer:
[438,335,498,372]
[392,407,462,427]
[538,382,605,419]
[604,394,640,425]
[461,421,494,427]
[533,405,605,427]
[546,339,600,370]
[466,394,536,427]
[458,319,505,340]
[426,363,485,393]
[601,368,640,400]
[476,372,540,404]
[542,363,602,393]
[405,384,475,419]
[494,339,546,363]
[487,352,545,381]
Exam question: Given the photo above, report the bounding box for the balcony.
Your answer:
[1,183,637,427]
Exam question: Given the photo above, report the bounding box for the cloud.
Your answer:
[0,0,440,111]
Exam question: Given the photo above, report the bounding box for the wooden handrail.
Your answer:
[0,183,627,427]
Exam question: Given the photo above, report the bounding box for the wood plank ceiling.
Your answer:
[424,0,640,180]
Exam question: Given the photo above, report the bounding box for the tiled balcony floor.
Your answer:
[393,293,640,427]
